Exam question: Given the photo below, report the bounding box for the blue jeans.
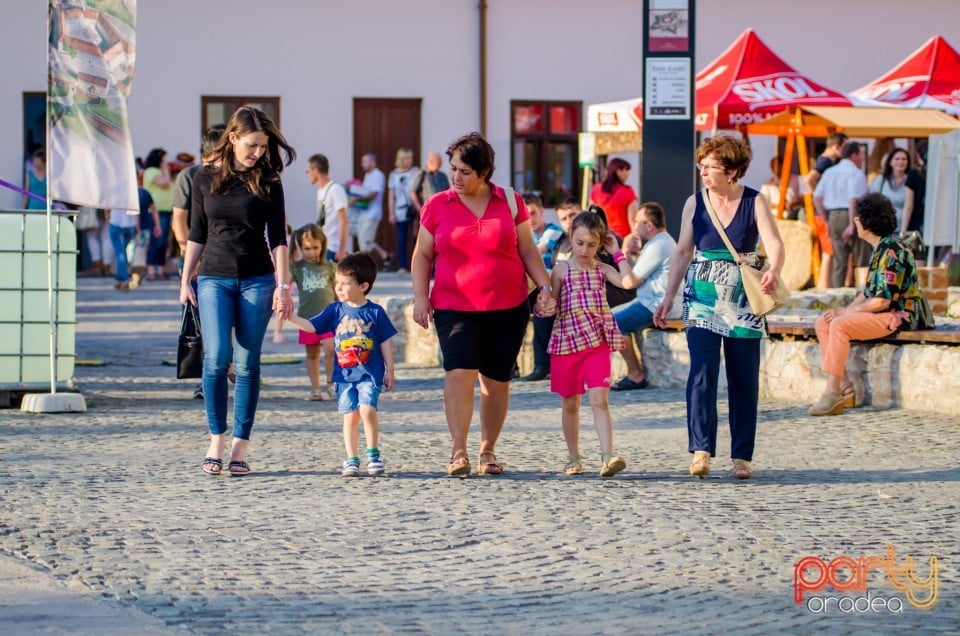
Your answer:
[612,298,655,334]
[395,220,410,269]
[147,211,172,267]
[197,274,276,439]
[108,224,137,282]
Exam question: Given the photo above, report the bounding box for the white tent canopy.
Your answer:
[586,98,642,132]
[926,129,960,250]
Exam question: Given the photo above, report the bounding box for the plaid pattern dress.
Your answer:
[548,263,624,355]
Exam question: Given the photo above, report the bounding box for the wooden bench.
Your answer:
[660,318,960,345]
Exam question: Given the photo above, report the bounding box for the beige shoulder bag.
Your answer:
[701,188,788,316]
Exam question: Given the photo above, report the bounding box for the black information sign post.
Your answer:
[641,0,696,237]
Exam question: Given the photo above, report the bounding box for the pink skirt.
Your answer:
[298,330,333,346]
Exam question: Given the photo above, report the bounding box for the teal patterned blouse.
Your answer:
[863,236,927,330]
[682,188,766,339]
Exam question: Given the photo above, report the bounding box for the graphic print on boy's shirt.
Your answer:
[307,301,397,385]
[335,315,374,368]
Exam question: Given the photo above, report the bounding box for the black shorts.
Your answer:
[433,302,529,382]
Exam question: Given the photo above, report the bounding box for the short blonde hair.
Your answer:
[394,147,414,169]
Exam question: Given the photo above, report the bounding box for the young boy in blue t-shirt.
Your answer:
[288,253,397,476]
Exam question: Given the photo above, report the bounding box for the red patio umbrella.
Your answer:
[849,35,960,115]
[695,29,851,131]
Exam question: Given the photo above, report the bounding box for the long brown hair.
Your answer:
[210,105,296,199]
[601,158,630,194]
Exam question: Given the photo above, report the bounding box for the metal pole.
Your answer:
[478,0,488,136]
[45,2,57,395]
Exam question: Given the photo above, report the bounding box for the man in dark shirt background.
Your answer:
[803,132,848,194]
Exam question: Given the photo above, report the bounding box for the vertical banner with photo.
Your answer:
[48,0,138,211]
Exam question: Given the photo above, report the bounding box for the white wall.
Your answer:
[4,1,960,222]
[130,0,479,227]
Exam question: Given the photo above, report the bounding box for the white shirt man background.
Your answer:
[306,153,349,262]
[610,202,678,390]
[814,141,868,287]
[349,153,390,265]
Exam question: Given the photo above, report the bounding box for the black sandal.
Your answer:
[610,376,649,391]
[228,460,250,476]
[201,457,222,475]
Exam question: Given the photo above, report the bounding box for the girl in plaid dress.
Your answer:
[547,208,638,477]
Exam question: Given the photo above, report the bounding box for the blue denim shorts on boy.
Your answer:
[336,379,381,414]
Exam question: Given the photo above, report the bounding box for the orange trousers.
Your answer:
[815,312,896,377]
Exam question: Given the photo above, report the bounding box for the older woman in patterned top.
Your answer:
[809,192,932,416]
[653,136,784,481]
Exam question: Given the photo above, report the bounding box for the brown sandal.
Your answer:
[689,451,711,479]
[447,450,471,476]
[838,384,863,408]
[731,459,753,480]
[477,451,503,475]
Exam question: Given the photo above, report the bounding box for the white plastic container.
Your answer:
[0,211,76,387]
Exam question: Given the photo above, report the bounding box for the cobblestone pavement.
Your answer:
[1,276,958,635]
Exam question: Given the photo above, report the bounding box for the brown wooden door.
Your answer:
[353,98,421,266]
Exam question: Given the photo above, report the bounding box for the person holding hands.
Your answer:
[548,208,638,477]
[179,105,296,476]
[654,136,784,481]
[411,131,555,476]
[287,253,397,477]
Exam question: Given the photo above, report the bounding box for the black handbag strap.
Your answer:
[181,303,201,337]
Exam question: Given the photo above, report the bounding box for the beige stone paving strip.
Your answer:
[0,275,957,634]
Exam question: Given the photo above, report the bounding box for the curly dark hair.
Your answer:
[446,132,495,183]
[856,192,897,238]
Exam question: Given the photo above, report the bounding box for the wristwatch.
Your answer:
[277,283,291,290]
[540,285,553,293]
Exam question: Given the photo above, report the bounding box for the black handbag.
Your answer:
[915,292,936,330]
[899,230,927,261]
[176,304,204,379]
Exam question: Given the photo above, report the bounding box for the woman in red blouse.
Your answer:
[589,157,639,240]
[411,132,555,476]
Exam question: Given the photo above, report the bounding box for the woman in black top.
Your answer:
[179,106,295,476]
